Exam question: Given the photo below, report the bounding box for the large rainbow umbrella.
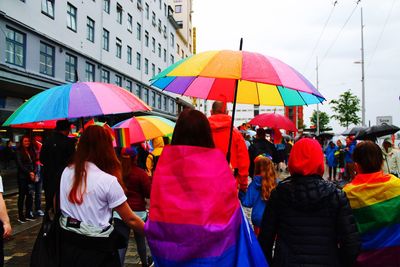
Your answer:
[151,50,325,106]
[113,115,175,144]
[3,82,151,126]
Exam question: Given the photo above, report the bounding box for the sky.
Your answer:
[192,0,400,133]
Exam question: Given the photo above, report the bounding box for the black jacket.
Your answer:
[258,175,360,267]
[40,132,76,196]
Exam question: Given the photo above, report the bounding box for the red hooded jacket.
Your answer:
[288,138,325,176]
[208,114,250,189]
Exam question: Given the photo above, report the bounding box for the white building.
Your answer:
[0,0,194,124]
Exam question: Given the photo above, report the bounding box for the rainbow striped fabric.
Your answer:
[144,145,268,267]
[343,171,400,266]
[113,128,130,148]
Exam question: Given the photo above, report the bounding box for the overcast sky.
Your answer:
[192,0,400,133]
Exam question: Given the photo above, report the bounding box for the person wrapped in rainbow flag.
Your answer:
[344,141,400,266]
[145,109,268,267]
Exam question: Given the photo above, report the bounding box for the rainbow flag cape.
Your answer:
[113,128,130,148]
[344,172,400,266]
[145,145,268,267]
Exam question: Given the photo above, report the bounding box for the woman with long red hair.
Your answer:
[239,155,277,235]
[59,125,144,266]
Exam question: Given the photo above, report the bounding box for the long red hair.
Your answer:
[254,156,277,200]
[69,125,123,204]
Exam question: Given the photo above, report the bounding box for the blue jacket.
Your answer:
[345,141,356,164]
[325,145,338,167]
[239,175,267,227]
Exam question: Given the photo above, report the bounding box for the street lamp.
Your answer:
[354,7,366,127]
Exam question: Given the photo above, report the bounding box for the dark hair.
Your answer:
[56,120,71,131]
[69,125,123,204]
[171,109,215,148]
[211,101,227,114]
[352,141,383,173]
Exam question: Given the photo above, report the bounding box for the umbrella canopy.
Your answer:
[249,113,297,132]
[3,82,151,126]
[113,115,175,144]
[151,50,325,106]
[11,120,57,129]
[356,123,400,139]
[342,126,367,136]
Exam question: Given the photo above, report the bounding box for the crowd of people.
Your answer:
[0,100,398,266]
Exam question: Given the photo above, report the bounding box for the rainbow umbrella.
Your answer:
[113,115,175,144]
[11,120,58,129]
[3,82,151,126]
[151,50,325,106]
[249,113,297,132]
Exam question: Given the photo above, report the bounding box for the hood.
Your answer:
[208,114,232,131]
[277,175,338,211]
[288,138,324,176]
[253,175,262,187]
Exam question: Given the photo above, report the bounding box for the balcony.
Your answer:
[167,5,182,30]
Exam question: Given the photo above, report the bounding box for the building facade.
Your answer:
[0,0,194,127]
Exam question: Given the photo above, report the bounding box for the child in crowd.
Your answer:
[239,155,277,235]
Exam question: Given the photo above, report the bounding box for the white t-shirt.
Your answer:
[0,176,3,193]
[60,162,127,228]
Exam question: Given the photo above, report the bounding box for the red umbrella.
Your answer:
[11,120,58,129]
[249,113,297,132]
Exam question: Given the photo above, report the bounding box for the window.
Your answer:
[170,33,174,47]
[152,12,156,26]
[176,20,183,28]
[151,37,155,52]
[144,58,149,74]
[143,88,149,104]
[170,99,175,114]
[164,3,167,16]
[159,0,161,9]
[175,5,182,13]
[136,52,141,70]
[170,54,174,64]
[135,84,141,97]
[5,27,25,67]
[136,23,141,40]
[163,25,167,38]
[150,91,155,106]
[181,49,184,59]
[39,42,54,76]
[157,93,161,109]
[177,44,180,54]
[163,96,167,110]
[116,4,122,24]
[41,0,54,18]
[158,19,162,32]
[103,28,109,51]
[103,0,110,13]
[163,49,166,62]
[65,53,77,82]
[127,46,132,65]
[174,0,182,2]
[151,63,155,77]
[158,67,161,74]
[115,75,122,86]
[126,80,132,92]
[101,69,110,83]
[85,62,95,82]
[116,38,122,58]
[145,3,149,19]
[158,43,161,57]
[67,3,77,32]
[127,14,133,32]
[145,31,149,47]
[87,17,95,42]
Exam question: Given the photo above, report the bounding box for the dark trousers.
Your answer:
[17,178,33,218]
[328,167,337,180]
[0,221,3,267]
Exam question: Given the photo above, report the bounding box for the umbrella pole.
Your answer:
[226,38,243,163]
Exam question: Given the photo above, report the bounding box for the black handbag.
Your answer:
[30,208,61,267]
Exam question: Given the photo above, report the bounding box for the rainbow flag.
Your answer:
[145,145,268,267]
[113,128,130,148]
[343,172,400,266]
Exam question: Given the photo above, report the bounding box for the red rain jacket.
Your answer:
[208,114,250,190]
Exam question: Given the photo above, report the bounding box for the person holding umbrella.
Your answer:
[208,101,250,190]
[381,138,400,177]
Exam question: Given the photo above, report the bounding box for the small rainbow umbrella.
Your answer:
[113,116,175,144]
[3,82,151,126]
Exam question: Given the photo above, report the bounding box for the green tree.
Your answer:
[310,110,330,131]
[330,90,361,128]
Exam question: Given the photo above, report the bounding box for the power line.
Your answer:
[303,1,338,72]
[318,1,361,68]
[366,0,397,72]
